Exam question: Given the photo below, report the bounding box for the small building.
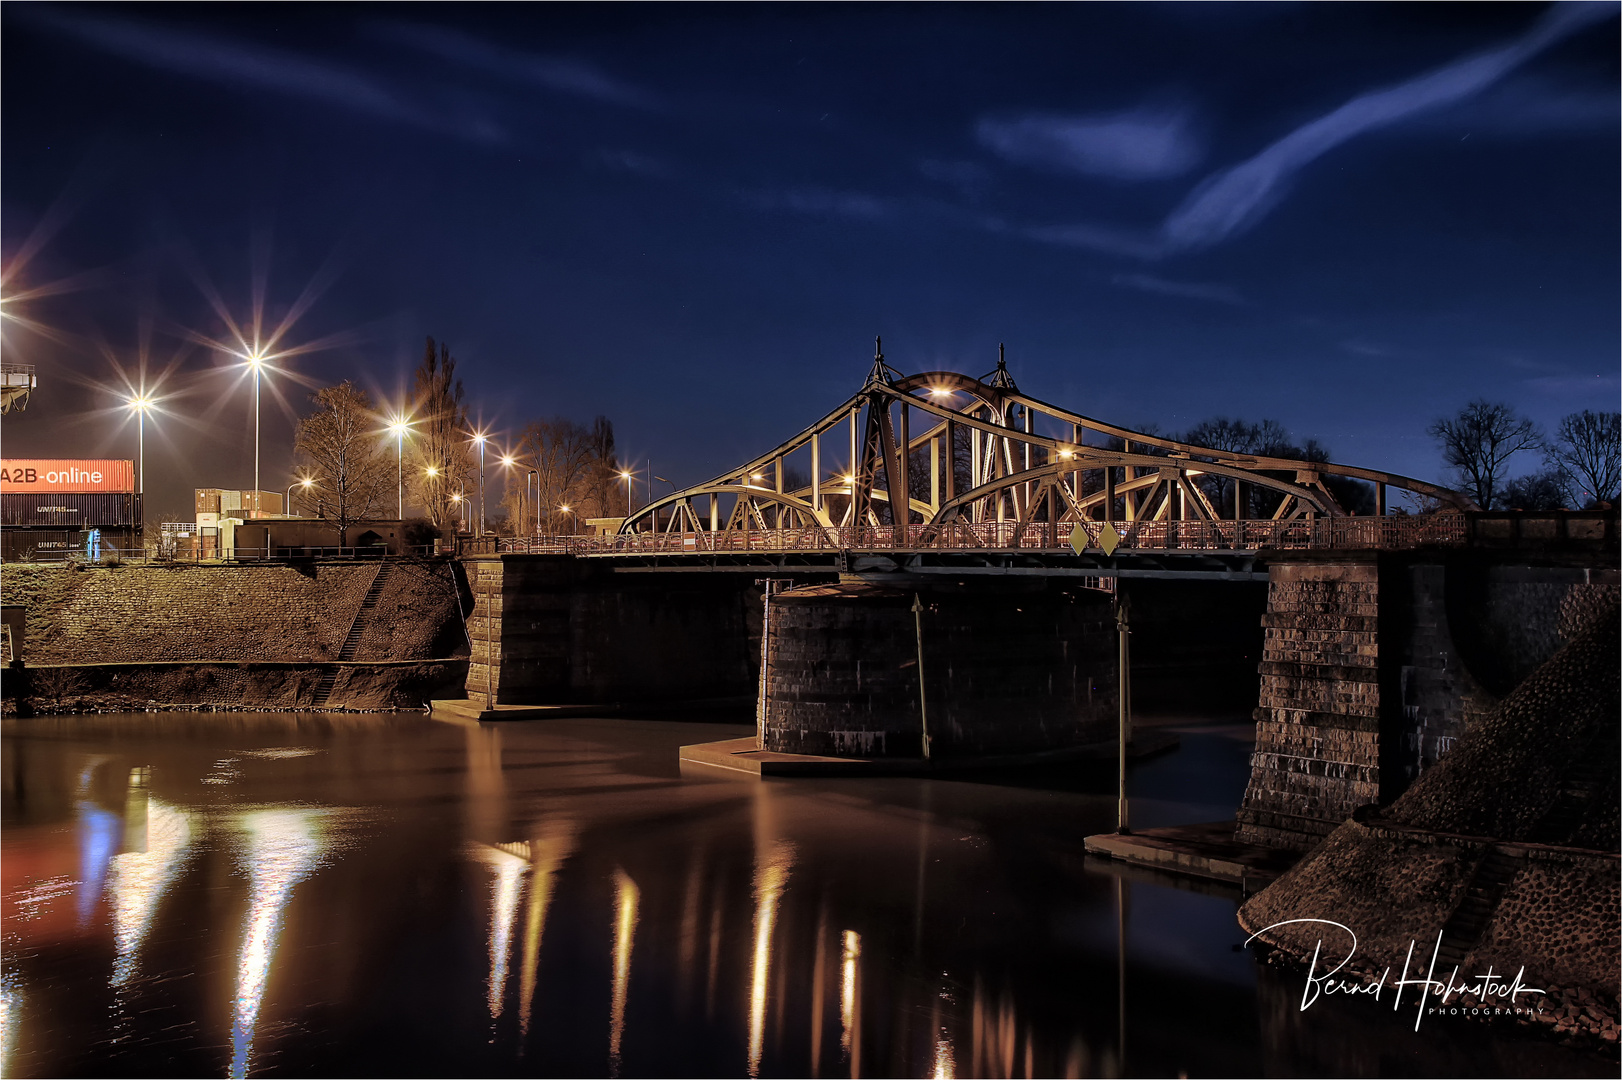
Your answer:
[195,488,284,523]
[585,517,625,537]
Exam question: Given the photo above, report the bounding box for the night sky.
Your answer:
[3,2,1617,518]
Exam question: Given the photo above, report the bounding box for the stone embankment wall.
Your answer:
[761,579,1116,759]
[1240,603,1620,1045]
[463,555,764,709]
[1237,551,1618,850]
[2,561,467,712]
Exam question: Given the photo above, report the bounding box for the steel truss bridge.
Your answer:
[464,347,1474,578]
[616,346,1469,539]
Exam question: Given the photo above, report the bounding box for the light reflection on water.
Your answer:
[608,868,639,1079]
[518,822,577,1039]
[746,839,793,1078]
[228,807,329,1080]
[107,790,194,988]
[0,711,1612,1080]
[471,842,530,1023]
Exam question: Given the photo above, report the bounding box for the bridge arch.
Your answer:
[619,349,1472,537]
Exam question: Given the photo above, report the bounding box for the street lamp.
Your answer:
[286,476,316,517]
[472,432,489,536]
[558,504,574,535]
[386,416,412,519]
[240,347,270,514]
[126,393,154,495]
[619,469,637,516]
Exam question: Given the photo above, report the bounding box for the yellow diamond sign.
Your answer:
[1099,520,1122,556]
[1068,523,1089,555]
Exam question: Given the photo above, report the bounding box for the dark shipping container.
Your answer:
[0,529,139,561]
[0,492,142,528]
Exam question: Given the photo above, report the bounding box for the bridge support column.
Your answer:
[1236,557,1382,850]
[1236,550,1619,851]
[459,554,765,711]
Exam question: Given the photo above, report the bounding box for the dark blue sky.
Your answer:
[3,2,1617,516]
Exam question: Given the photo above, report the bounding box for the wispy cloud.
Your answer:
[747,188,897,222]
[369,22,658,110]
[918,159,993,197]
[590,149,674,178]
[1427,73,1620,135]
[1112,272,1244,305]
[1158,2,1615,253]
[1019,2,1615,260]
[976,106,1201,181]
[1525,372,1621,396]
[21,7,505,143]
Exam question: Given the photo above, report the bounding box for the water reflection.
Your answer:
[841,930,861,1074]
[74,759,118,926]
[106,784,194,988]
[747,839,794,1078]
[1,967,20,1080]
[229,808,329,1080]
[518,820,577,1039]
[933,1031,955,1079]
[608,868,639,1078]
[5,712,1613,1080]
[471,842,530,1024]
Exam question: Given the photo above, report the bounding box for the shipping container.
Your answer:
[0,492,142,527]
[0,459,134,493]
[0,528,139,561]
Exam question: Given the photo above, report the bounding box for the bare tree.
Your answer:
[405,337,474,532]
[1550,409,1620,507]
[501,418,599,534]
[294,382,393,542]
[579,415,625,519]
[1427,400,1542,510]
[1501,468,1569,511]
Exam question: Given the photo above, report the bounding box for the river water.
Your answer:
[0,710,1606,1078]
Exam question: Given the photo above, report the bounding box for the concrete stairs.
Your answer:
[1432,847,1523,971]
[311,565,391,709]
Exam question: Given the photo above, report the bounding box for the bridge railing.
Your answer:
[461,512,1471,557]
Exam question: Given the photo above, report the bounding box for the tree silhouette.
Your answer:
[405,337,474,532]
[294,381,392,543]
[1550,409,1620,507]
[1427,400,1542,510]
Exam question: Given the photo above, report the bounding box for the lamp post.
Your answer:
[558,504,573,535]
[241,348,268,514]
[387,418,411,520]
[472,433,488,537]
[126,394,153,496]
[620,469,637,516]
[286,477,315,517]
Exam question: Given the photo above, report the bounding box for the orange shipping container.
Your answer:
[0,459,134,493]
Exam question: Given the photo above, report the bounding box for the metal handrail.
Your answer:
[461,512,1479,557]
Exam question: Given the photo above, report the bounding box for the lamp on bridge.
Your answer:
[498,453,540,536]
[619,469,637,515]
[471,431,489,537]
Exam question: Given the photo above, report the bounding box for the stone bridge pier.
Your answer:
[1236,549,1619,850]
[459,554,765,712]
